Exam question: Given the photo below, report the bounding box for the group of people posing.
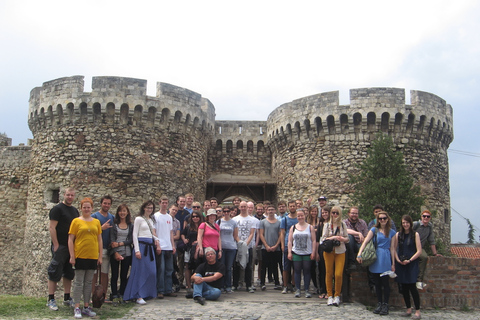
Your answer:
[47,189,440,319]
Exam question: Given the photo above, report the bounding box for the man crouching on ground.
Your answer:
[192,247,225,305]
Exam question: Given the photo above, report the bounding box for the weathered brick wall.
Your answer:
[0,146,30,294]
[350,257,480,309]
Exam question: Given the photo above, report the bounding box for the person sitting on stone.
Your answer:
[413,210,442,290]
[343,206,368,271]
[191,247,225,305]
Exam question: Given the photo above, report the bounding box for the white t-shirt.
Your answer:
[233,215,258,249]
[154,211,173,250]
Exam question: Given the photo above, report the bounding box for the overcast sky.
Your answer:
[1,0,478,243]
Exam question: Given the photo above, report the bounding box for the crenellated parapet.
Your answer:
[213,120,268,154]
[28,76,215,135]
[266,88,453,152]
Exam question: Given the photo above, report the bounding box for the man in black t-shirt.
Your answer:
[192,247,225,305]
[47,187,79,311]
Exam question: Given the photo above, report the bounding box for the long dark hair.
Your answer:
[319,206,331,224]
[114,204,132,225]
[188,210,204,231]
[139,200,156,222]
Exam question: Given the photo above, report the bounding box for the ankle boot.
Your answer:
[380,302,389,315]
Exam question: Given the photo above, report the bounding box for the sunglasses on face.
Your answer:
[331,211,339,215]
[192,206,200,209]
[422,215,431,218]
[192,216,200,218]
[223,210,230,213]
[378,217,388,221]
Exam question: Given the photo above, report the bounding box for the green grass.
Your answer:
[0,295,134,319]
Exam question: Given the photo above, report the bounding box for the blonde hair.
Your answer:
[329,206,343,224]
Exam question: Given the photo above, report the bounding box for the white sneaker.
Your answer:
[46,299,58,311]
[333,296,340,306]
[281,287,288,294]
[294,289,301,298]
[327,296,334,306]
[81,306,96,317]
[136,298,147,305]
[416,282,427,290]
[74,307,82,319]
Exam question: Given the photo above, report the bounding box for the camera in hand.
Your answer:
[399,255,408,261]
[333,240,340,246]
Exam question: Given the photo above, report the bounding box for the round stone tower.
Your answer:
[23,76,215,295]
[266,88,453,245]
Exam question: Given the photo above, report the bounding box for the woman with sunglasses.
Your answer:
[320,206,349,306]
[316,206,331,299]
[357,211,396,315]
[181,210,204,292]
[392,215,422,319]
[218,206,239,293]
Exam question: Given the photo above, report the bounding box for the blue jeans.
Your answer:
[193,274,221,300]
[220,249,237,290]
[156,250,174,294]
[347,234,361,265]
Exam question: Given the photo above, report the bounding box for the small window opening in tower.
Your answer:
[218,126,222,134]
[239,125,242,134]
[51,189,60,203]
[260,126,263,135]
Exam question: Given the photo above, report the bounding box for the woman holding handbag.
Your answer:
[357,211,396,315]
[316,206,331,299]
[181,210,204,293]
[320,206,349,306]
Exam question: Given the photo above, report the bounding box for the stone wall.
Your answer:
[0,145,30,293]
[208,121,271,180]
[0,76,454,296]
[22,76,214,296]
[267,88,453,246]
[350,257,480,309]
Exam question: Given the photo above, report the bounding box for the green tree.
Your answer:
[466,219,476,244]
[348,133,424,227]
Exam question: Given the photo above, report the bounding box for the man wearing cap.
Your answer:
[413,210,442,290]
[318,196,327,210]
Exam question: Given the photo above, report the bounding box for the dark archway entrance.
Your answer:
[206,182,276,204]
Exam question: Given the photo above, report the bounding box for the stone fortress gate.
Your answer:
[0,76,453,296]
